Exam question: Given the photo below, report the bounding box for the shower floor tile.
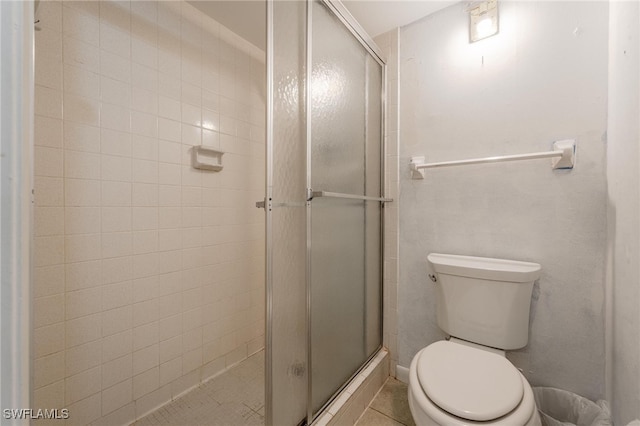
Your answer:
[134,351,265,426]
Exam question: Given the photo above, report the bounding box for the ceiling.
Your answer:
[343,1,457,38]
[188,0,457,52]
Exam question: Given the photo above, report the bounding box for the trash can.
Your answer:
[532,387,612,426]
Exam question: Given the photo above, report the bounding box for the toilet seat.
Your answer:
[408,343,541,426]
[416,341,523,421]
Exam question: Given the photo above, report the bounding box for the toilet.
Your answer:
[408,253,543,426]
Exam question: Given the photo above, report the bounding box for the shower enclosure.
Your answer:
[265,1,386,424]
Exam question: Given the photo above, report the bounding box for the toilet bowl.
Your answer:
[408,340,540,426]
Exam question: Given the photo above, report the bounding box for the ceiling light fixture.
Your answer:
[469,0,499,43]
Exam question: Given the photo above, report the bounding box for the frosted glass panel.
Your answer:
[309,1,383,416]
[310,2,366,196]
[267,1,307,425]
[311,198,366,413]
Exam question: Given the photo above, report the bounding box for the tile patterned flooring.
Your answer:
[134,351,265,426]
[356,378,416,426]
[135,354,414,426]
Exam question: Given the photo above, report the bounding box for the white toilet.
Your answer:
[408,253,543,426]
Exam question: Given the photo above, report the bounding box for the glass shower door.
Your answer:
[309,1,384,416]
[265,0,385,424]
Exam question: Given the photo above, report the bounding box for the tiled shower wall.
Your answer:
[32,1,265,424]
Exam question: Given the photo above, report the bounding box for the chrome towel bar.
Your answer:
[410,139,576,179]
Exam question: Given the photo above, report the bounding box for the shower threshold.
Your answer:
[134,351,265,426]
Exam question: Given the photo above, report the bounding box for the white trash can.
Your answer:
[532,387,612,426]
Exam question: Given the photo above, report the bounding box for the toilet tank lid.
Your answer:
[427,253,541,283]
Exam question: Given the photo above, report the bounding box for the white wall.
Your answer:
[607,1,640,423]
[32,1,265,424]
[398,1,608,400]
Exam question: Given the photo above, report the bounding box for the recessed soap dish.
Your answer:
[191,146,224,171]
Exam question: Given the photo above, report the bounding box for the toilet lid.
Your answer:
[417,341,524,421]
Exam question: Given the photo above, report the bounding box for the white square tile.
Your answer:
[65,287,102,320]
[133,63,159,93]
[63,5,99,46]
[133,253,159,279]
[65,366,101,405]
[101,76,131,108]
[133,344,159,376]
[132,87,159,115]
[101,154,132,182]
[65,340,102,377]
[159,96,181,121]
[35,146,63,177]
[65,150,101,179]
[131,111,158,138]
[101,128,132,157]
[101,103,131,132]
[159,357,182,386]
[33,294,65,329]
[133,299,159,327]
[35,115,63,148]
[133,230,158,254]
[133,275,159,303]
[159,335,182,364]
[66,260,102,291]
[66,313,101,349]
[132,38,159,70]
[66,392,102,426]
[102,354,133,389]
[63,63,100,99]
[101,50,131,84]
[102,378,133,416]
[159,314,183,341]
[133,321,159,351]
[65,233,102,263]
[65,121,100,153]
[34,206,64,237]
[102,232,133,258]
[132,135,158,161]
[34,264,65,298]
[102,329,133,362]
[102,307,133,340]
[158,118,182,143]
[63,36,100,73]
[100,22,131,59]
[133,183,159,207]
[34,177,63,208]
[132,207,159,231]
[158,71,181,99]
[102,280,133,311]
[101,207,132,233]
[159,163,181,185]
[102,181,132,206]
[133,367,160,400]
[133,159,159,184]
[181,82,201,106]
[34,322,65,358]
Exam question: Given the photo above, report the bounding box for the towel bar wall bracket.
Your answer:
[410,139,576,180]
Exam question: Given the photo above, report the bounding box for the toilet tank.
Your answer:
[428,253,541,350]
